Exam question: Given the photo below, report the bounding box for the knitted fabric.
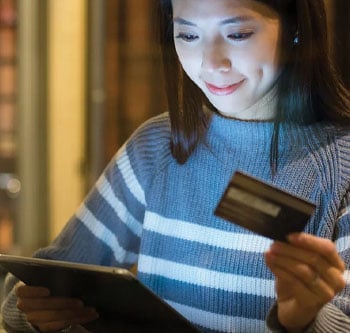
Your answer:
[2,112,350,332]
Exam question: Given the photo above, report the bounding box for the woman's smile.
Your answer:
[205,80,245,96]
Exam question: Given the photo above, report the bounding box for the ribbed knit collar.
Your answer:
[208,113,274,149]
[206,85,278,149]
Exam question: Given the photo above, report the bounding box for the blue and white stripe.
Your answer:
[115,146,146,206]
[96,174,143,237]
[144,211,272,252]
[76,203,137,264]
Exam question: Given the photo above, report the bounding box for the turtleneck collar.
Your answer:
[212,83,278,122]
[204,84,278,148]
[207,112,274,150]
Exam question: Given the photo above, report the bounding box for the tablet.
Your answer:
[0,254,200,333]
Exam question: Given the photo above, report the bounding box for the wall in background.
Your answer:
[102,0,166,169]
[0,0,17,253]
[47,0,87,240]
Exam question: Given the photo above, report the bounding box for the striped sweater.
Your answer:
[2,112,350,332]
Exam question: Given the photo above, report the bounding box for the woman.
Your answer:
[2,0,350,332]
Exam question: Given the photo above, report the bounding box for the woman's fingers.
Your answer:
[15,283,50,298]
[17,296,86,312]
[266,251,319,287]
[265,232,346,309]
[287,233,345,271]
[266,241,345,293]
[22,304,99,332]
[15,283,99,332]
[265,253,340,304]
[26,307,98,327]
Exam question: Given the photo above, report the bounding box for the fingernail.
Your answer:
[265,251,277,261]
[270,241,283,253]
[287,232,302,242]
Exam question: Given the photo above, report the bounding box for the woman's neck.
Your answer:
[214,84,278,122]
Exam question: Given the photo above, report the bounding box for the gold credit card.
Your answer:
[214,171,316,241]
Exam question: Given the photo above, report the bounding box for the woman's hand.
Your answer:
[265,233,346,333]
[15,283,99,332]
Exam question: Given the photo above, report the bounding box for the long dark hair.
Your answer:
[157,0,350,171]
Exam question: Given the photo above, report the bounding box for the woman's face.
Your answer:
[172,0,282,120]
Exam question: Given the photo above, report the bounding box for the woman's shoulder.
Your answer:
[332,124,350,173]
[316,122,350,189]
[321,122,350,149]
[308,121,350,146]
[122,112,173,171]
[131,112,171,140]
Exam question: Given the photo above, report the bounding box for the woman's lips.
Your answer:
[205,80,244,96]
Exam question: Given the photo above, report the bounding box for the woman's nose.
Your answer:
[201,40,231,73]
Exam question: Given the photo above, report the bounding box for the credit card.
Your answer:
[214,171,316,242]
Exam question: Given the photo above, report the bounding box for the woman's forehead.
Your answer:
[171,0,279,21]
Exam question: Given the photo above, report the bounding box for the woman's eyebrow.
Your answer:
[173,17,196,26]
[220,16,252,25]
[173,16,253,26]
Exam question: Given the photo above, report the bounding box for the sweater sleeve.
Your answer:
[267,191,350,333]
[1,274,38,333]
[1,114,172,332]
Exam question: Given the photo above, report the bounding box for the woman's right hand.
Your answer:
[15,282,99,332]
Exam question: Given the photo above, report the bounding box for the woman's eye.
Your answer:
[175,33,199,42]
[227,32,254,41]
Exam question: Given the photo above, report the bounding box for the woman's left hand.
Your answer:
[265,233,346,333]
